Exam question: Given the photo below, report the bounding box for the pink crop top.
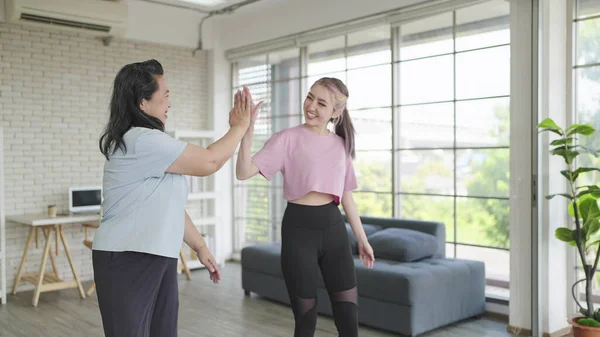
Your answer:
[251,124,358,204]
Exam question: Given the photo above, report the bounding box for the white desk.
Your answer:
[8,213,100,306]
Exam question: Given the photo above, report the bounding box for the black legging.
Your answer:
[280,201,358,337]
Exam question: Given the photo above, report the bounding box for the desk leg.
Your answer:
[55,226,59,256]
[43,229,60,278]
[32,228,52,307]
[86,283,96,296]
[59,226,85,299]
[12,228,35,294]
[179,250,192,281]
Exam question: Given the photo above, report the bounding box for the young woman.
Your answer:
[93,59,258,337]
[236,77,375,337]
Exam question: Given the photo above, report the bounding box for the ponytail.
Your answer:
[335,107,355,159]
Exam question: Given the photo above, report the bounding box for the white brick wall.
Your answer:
[0,23,211,293]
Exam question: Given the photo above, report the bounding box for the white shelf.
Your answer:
[174,128,223,267]
[187,192,217,201]
[174,130,217,139]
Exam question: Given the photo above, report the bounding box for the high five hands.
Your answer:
[229,86,263,129]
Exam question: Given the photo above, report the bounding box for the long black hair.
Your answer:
[99,59,165,160]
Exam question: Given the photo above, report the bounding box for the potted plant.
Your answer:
[538,118,600,336]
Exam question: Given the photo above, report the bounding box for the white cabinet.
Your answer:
[173,130,222,270]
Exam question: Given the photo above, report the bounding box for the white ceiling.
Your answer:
[141,0,255,12]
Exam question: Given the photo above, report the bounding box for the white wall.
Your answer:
[0,0,5,22]
[509,0,572,335]
[508,0,534,332]
[0,0,205,48]
[205,0,428,51]
[0,21,210,292]
[539,0,569,333]
[125,0,205,49]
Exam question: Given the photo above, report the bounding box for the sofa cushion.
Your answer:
[346,223,382,254]
[241,243,282,277]
[368,228,438,262]
[354,258,485,306]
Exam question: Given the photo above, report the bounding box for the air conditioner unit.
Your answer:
[5,0,128,37]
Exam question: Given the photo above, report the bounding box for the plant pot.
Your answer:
[570,317,600,337]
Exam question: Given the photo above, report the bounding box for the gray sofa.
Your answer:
[241,216,486,337]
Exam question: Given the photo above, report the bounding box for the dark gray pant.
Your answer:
[92,250,179,337]
[280,202,358,337]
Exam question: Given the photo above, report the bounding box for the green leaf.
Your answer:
[551,137,575,146]
[576,167,600,175]
[567,124,595,137]
[561,170,572,180]
[551,145,584,152]
[546,193,574,200]
[556,227,576,242]
[570,194,599,218]
[569,168,600,182]
[551,146,580,164]
[578,195,600,242]
[587,232,600,246]
[577,318,600,327]
[569,201,578,218]
[539,128,563,136]
[538,118,562,131]
[577,186,600,199]
[580,197,600,225]
[586,219,600,239]
[583,218,598,241]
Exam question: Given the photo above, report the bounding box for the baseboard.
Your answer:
[485,311,508,322]
[551,327,573,337]
[507,325,571,337]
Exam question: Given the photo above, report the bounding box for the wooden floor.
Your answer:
[0,262,513,337]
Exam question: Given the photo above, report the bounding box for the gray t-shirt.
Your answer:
[92,127,188,259]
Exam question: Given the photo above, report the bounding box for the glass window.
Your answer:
[232,0,510,299]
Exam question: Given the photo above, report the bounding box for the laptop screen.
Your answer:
[72,189,102,207]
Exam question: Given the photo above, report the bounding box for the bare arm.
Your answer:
[167,126,247,177]
[183,210,209,252]
[236,124,260,180]
[183,210,221,283]
[342,190,375,268]
[167,88,252,177]
[341,191,367,244]
[236,88,263,180]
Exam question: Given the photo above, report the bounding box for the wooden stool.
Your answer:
[178,250,192,281]
[82,224,98,296]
